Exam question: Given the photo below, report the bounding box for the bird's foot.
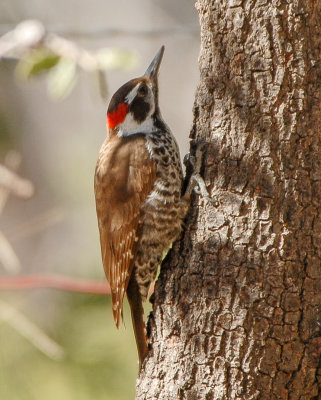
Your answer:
[184,144,218,206]
[189,172,218,205]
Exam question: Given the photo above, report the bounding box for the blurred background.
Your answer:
[0,1,200,398]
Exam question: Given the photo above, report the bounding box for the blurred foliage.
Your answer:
[0,20,151,400]
[0,294,138,400]
[15,47,60,78]
[0,113,17,158]
[0,19,141,400]
[96,48,138,71]
[46,58,78,100]
[0,20,138,100]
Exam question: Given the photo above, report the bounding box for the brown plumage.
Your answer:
[95,135,156,327]
[94,46,189,367]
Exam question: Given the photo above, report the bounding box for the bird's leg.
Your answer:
[126,271,148,369]
[183,144,218,205]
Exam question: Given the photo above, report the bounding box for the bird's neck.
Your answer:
[115,114,159,138]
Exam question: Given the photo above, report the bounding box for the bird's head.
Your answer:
[106,46,165,137]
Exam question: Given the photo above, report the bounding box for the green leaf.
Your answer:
[15,47,60,79]
[47,58,78,100]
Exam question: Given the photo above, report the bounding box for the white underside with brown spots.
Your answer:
[134,129,188,299]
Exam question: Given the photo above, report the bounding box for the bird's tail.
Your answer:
[126,273,148,369]
[111,291,124,329]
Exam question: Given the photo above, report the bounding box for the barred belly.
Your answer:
[134,130,187,299]
[135,193,186,300]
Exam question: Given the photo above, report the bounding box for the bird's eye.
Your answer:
[138,84,148,96]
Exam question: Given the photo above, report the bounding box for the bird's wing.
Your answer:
[94,134,156,327]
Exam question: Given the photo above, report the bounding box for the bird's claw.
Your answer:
[191,173,218,206]
[184,142,218,206]
[183,152,191,168]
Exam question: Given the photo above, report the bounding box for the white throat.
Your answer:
[117,114,157,137]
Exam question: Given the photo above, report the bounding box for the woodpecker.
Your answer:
[95,46,204,368]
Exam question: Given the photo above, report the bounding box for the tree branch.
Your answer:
[0,274,110,295]
[0,164,34,199]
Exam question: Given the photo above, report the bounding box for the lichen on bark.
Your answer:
[136,1,321,399]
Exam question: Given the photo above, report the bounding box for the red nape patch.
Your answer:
[107,103,128,129]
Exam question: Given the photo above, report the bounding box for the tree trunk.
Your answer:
[136,1,321,399]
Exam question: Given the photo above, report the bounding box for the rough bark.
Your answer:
[136,1,321,399]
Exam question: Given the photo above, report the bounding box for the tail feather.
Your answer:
[111,291,123,329]
[126,273,148,368]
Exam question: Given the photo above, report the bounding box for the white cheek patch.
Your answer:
[125,83,140,104]
[118,82,156,138]
[118,113,139,134]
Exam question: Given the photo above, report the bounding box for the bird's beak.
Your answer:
[144,45,165,80]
